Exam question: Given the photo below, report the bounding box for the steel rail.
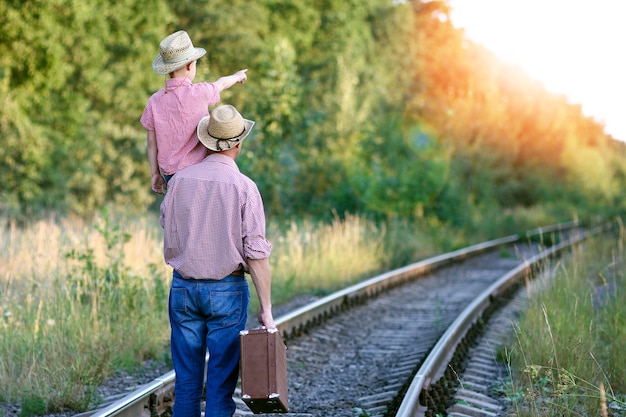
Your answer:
[89,220,580,417]
[274,220,579,339]
[394,221,613,417]
[88,371,175,417]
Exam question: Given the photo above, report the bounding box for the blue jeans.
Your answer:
[169,271,250,417]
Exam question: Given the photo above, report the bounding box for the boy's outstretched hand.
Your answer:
[236,69,248,84]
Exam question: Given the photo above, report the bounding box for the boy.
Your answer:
[140,30,248,194]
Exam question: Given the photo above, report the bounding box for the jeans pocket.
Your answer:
[210,290,244,327]
[170,287,188,324]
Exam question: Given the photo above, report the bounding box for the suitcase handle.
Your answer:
[240,326,278,335]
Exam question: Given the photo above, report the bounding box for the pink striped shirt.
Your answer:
[159,153,272,279]
[140,78,221,175]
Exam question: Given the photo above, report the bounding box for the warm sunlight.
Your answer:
[449,0,626,142]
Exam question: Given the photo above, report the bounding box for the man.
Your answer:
[159,104,275,417]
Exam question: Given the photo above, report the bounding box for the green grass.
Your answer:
[0,206,565,415]
[0,210,170,413]
[502,220,626,416]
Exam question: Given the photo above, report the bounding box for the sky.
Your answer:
[448,0,626,142]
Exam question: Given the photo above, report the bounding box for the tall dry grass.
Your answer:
[0,211,170,412]
[0,211,423,414]
[268,213,386,299]
[0,206,564,414]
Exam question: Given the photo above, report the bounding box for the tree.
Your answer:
[0,0,174,217]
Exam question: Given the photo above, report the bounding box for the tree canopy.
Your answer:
[2,0,625,224]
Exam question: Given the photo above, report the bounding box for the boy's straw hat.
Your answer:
[197,105,255,152]
[152,30,206,75]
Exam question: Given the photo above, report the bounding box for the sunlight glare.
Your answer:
[449,0,626,141]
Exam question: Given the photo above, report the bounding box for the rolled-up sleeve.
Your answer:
[140,100,155,131]
[244,237,272,260]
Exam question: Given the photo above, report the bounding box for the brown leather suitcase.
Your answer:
[239,327,288,413]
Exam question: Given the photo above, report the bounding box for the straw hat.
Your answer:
[197,105,255,151]
[152,30,206,75]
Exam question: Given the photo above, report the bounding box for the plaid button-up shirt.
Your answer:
[159,153,272,279]
[141,78,221,175]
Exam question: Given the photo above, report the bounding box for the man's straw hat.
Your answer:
[197,105,255,152]
[152,30,206,75]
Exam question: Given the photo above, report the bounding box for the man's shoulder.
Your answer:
[174,156,237,179]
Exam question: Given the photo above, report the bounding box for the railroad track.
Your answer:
[88,220,611,417]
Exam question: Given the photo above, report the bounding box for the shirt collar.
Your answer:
[205,153,240,171]
[165,77,192,91]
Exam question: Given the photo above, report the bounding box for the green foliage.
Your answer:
[0,0,173,218]
[1,0,625,226]
[505,226,626,415]
[19,394,46,417]
[353,406,371,417]
[64,208,137,314]
[349,118,450,218]
[0,211,169,412]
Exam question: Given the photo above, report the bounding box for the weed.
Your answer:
[502,224,626,415]
[353,406,370,417]
[19,395,45,417]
